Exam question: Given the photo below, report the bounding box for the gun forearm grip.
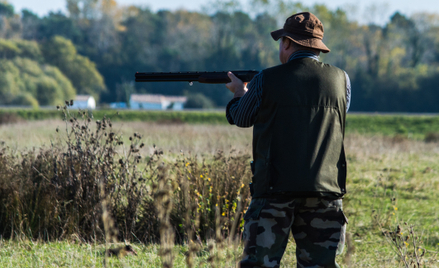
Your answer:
[198,72,257,83]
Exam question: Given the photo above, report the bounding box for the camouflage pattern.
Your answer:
[240,197,347,268]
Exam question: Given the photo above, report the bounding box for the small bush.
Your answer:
[0,105,252,244]
[424,132,439,143]
[0,112,23,124]
[0,105,155,241]
[184,93,215,109]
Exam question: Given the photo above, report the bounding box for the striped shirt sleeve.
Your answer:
[344,71,351,112]
[225,71,263,127]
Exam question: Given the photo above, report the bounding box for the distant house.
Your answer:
[129,94,187,110]
[109,102,128,109]
[71,95,96,110]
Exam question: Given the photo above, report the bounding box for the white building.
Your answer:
[71,95,96,110]
[129,94,187,110]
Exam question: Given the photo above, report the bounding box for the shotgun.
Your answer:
[135,70,259,84]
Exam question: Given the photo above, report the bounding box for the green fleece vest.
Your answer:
[251,57,347,198]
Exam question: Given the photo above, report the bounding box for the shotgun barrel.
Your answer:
[135,70,259,84]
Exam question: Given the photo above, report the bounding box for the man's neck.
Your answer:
[287,50,320,62]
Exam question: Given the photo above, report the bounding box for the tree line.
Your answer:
[1,0,439,111]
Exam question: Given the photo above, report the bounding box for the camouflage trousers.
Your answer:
[240,197,347,268]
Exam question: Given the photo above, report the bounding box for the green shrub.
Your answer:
[0,107,250,244]
[184,93,215,109]
[10,93,39,108]
[0,112,23,124]
[424,132,439,143]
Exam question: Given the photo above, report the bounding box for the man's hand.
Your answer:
[226,72,248,98]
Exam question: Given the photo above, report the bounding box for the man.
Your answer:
[225,12,351,268]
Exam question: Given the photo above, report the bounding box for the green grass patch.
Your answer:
[345,114,439,139]
[2,108,439,139]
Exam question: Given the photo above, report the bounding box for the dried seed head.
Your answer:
[70,100,74,106]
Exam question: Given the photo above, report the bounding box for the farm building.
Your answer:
[129,94,187,110]
[70,95,96,110]
[109,102,128,109]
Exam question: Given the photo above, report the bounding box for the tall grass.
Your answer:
[0,108,439,267]
[0,106,251,246]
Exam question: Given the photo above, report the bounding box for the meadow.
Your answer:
[0,110,438,267]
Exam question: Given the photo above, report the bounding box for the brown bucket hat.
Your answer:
[271,12,330,53]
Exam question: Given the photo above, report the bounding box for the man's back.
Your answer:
[251,57,347,198]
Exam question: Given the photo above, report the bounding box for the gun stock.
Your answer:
[135,70,259,84]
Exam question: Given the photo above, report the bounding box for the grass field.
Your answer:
[0,117,439,267]
[3,108,439,139]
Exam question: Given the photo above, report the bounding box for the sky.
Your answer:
[9,0,439,25]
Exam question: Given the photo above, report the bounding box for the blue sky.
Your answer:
[9,0,439,25]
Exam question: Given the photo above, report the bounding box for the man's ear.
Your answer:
[283,38,292,50]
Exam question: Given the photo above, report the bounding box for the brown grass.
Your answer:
[1,112,439,267]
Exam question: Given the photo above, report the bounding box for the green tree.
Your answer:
[35,12,82,43]
[0,2,14,17]
[0,59,22,103]
[15,39,43,61]
[11,92,39,108]
[0,39,20,59]
[386,12,425,68]
[41,35,105,98]
[21,9,40,40]
[12,57,76,106]
[34,76,65,106]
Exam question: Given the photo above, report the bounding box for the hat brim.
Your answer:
[271,29,330,53]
